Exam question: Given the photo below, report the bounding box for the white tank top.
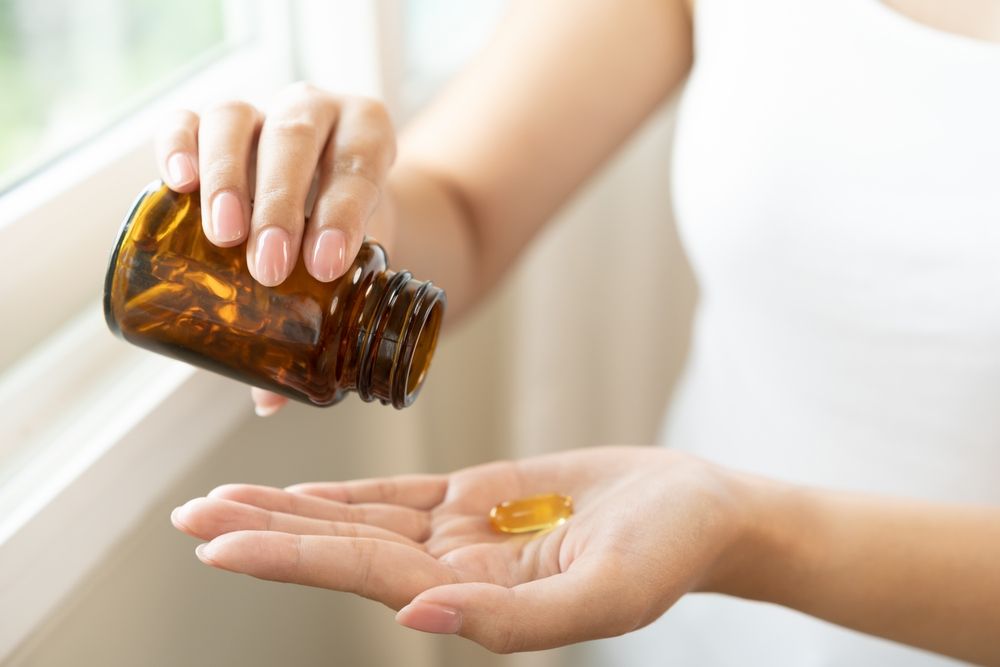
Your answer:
[591,1,1000,665]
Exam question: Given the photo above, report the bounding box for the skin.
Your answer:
[161,0,1000,661]
[882,0,1000,42]
[172,448,1000,662]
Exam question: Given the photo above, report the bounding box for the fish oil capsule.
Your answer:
[104,182,446,408]
[489,494,573,534]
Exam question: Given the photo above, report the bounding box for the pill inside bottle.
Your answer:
[489,493,573,534]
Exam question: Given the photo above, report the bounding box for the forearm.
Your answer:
[369,164,486,323]
[367,0,693,323]
[709,474,1000,665]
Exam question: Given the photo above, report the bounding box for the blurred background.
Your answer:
[0,0,695,665]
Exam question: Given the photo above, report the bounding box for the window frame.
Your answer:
[0,0,387,659]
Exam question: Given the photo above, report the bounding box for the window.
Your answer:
[0,1,337,659]
[0,0,244,193]
[0,0,290,467]
[398,0,507,115]
[0,1,510,660]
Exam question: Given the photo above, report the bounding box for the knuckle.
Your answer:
[201,167,247,201]
[346,503,366,524]
[485,622,519,655]
[350,95,391,124]
[201,155,245,185]
[340,129,395,168]
[484,589,521,654]
[354,539,376,597]
[253,182,293,203]
[332,153,384,191]
[333,150,370,175]
[376,478,398,503]
[326,520,355,539]
[204,98,257,121]
[288,493,308,517]
[320,190,372,225]
[290,534,306,578]
[342,97,397,166]
[410,509,430,541]
[264,115,320,141]
[254,184,304,218]
[271,82,336,119]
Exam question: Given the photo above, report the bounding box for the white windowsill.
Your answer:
[0,5,293,654]
[0,306,250,661]
[0,20,288,657]
[0,1,391,658]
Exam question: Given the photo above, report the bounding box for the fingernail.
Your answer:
[396,601,462,634]
[195,543,214,562]
[254,227,291,286]
[171,500,198,528]
[211,191,245,244]
[310,228,348,282]
[166,152,196,188]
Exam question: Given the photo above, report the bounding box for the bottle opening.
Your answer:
[357,272,447,409]
[403,297,444,398]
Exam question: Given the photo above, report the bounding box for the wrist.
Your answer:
[696,468,813,603]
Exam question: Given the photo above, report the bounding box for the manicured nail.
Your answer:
[253,227,291,286]
[171,500,199,529]
[195,543,214,562]
[211,191,245,244]
[396,601,462,634]
[166,152,196,188]
[310,228,348,282]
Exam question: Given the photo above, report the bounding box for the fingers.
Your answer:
[248,83,339,286]
[171,497,422,548]
[196,531,456,610]
[305,97,396,282]
[208,483,431,541]
[154,86,395,288]
[285,474,448,510]
[197,100,262,246]
[154,109,200,192]
[250,387,287,417]
[396,557,642,653]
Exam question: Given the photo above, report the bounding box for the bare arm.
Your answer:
[173,447,1000,662]
[375,0,694,318]
[155,0,692,413]
[713,475,1000,665]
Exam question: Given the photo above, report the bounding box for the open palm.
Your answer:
[172,446,738,652]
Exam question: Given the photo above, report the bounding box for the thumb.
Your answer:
[394,558,644,653]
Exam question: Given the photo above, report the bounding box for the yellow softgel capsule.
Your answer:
[489,493,573,534]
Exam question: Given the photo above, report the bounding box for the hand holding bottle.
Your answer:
[154,83,399,415]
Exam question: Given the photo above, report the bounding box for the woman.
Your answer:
[165,0,1000,664]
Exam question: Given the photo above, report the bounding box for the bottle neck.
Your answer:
[353,270,446,408]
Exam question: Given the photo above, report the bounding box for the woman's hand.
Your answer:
[170,446,745,653]
[154,83,398,416]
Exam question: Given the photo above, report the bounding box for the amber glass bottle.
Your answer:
[104,182,445,408]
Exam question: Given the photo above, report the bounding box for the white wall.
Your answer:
[6,100,695,667]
